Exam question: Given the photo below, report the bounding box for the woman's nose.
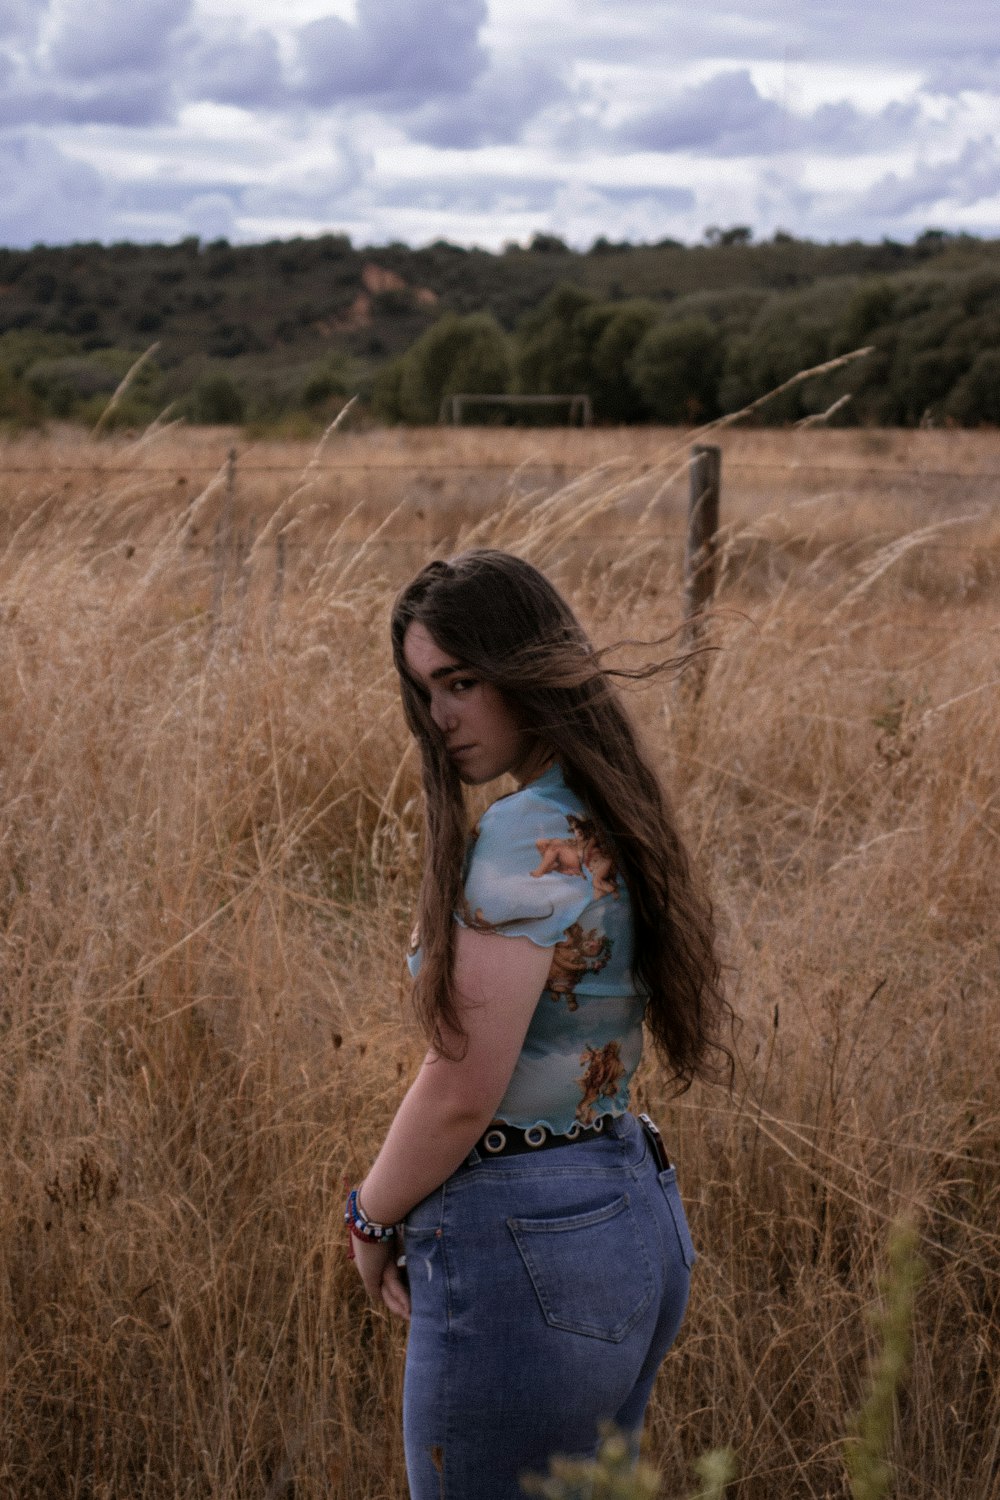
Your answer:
[431,697,457,733]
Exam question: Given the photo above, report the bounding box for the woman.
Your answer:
[346,550,730,1499]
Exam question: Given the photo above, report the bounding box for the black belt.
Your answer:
[472,1117,613,1158]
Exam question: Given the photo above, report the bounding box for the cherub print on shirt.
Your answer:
[408,764,644,1135]
[576,1041,627,1124]
[531,814,620,899]
[546,922,613,1010]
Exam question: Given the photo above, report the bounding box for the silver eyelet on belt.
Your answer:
[524,1125,547,1148]
[566,1122,581,1140]
[483,1129,507,1154]
[593,1116,605,1132]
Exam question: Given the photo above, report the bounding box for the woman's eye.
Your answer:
[451,678,477,694]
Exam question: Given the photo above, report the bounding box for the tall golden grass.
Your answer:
[0,422,997,1498]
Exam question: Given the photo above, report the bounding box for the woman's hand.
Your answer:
[350,1234,411,1321]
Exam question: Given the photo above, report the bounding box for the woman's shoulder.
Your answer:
[460,764,613,941]
[478,764,584,840]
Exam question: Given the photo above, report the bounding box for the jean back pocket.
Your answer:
[508,1193,655,1343]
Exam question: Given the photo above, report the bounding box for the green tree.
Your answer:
[704,224,753,247]
[514,287,660,421]
[945,349,1000,424]
[515,283,598,396]
[187,373,246,424]
[0,366,44,428]
[582,301,662,422]
[370,357,407,423]
[301,355,351,409]
[720,281,851,420]
[631,317,723,423]
[839,279,896,348]
[377,312,512,424]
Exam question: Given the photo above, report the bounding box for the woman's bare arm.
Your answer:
[357,925,553,1227]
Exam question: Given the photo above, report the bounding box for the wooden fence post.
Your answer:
[680,443,721,694]
[209,446,238,633]
[683,444,721,629]
[272,530,286,619]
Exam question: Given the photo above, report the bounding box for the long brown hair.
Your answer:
[391,549,732,1091]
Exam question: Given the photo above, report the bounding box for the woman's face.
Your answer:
[403,621,539,786]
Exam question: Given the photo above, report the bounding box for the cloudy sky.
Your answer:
[1,0,998,249]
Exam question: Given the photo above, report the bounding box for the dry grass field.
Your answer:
[0,420,997,1499]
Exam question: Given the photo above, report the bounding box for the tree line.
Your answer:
[0,230,998,429]
[374,267,1000,428]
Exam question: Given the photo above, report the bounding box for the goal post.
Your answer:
[439,393,593,426]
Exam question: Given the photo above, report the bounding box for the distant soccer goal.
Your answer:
[440,393,593,426]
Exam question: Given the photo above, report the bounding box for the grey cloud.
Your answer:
[576,1,998,71]
[539,179,700,249]
[0,72,172,126]
[0,130,111,244]
[108,137,369,231]
[803,99,920,153]
[376,173,694,220]
[113,176,248,215]
[619,70,921,158]
[621,70,784,155]
[180,21,284,110]
[241,149,369,218]
[856,136,1000,218]
[45,0,192,81]
[748,0,997,67]
[183,192,238,242]
[377,173,564,214]
[294,0,488,109]
[0,0,42,42]
[923,53,1000,96]
[404,58,566,148]
[599,184,695,211]
[0,0,184,125]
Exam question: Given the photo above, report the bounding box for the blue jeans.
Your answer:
[402,1112,696,1500]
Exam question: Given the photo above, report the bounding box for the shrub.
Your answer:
[376,312,512,424]
[187,372,246,425]
[582,301,662,422]
[944,349,1000,425]
[515,283,597,396]
[631,317,723,423]
[0,365,45,428]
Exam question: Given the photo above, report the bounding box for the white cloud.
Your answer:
[856,136,1000,218]
[182,190,237,240]
[0,130,111,243]
[0,0,997,247]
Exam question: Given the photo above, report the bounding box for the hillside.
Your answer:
[1,230,999,428]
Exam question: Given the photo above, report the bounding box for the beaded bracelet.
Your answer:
[344,1187,397,1243]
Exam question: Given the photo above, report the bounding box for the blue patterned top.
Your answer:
[408,763,644,1135]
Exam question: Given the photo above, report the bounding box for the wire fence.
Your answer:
[1,453,996,575]
[262,533,993,556]
[0,460,998,480]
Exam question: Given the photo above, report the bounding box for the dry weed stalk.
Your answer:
[91,341,162,436]
[0,419,996,1498]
